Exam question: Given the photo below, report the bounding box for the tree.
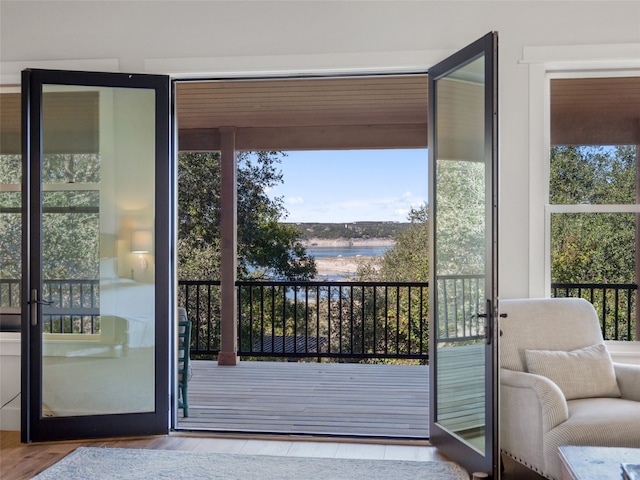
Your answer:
[381,204,429,282]
[353,204,430,363]
[549,145,637,340]
[357,203,429,282]
[0,154,100,282]
[434,159,485,276]
[178,151,316,281]
[550,145,636,284]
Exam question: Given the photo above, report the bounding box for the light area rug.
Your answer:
[33,447,470,480]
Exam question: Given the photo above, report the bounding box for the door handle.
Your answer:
[484,299,493,345]
[30,289,38,326]
[471,301,493,344]
[29,289,53,326]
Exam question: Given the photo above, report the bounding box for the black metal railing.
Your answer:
[236,280,430,361]
[0,279,20,308]
[178,280,222,356]
[2,278,637,355]
[551,282,637,341]
[436,275,485,342]
[1,278,100,333]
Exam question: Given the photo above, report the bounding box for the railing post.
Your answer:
[218,128,239,365]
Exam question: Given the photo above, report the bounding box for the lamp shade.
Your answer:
[131,230,153,253]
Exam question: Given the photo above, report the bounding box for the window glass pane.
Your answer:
[0,202,21,308]
[550,145,637,205]
[42,191,99,281]
[0,154,21,309]
[551,213,637,341]
[551,212,635,284]
[434,54,487,453]
[0,154,21,184]
[43,153,101,184]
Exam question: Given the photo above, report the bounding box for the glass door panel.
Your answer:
[435,55,486,446]
[40,85,156,417]
[429,32,498,477]
[23,70,170,442]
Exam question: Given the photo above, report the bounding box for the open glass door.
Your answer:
[22,69,171,442]
[428,32,499,476]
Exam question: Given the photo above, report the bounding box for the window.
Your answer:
[547,76,640,340]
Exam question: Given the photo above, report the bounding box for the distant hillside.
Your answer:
[289,221,411,241]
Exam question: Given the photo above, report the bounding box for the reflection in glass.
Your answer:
[434,56,487,452]
[0,190,21,309]
[41,85,156,417]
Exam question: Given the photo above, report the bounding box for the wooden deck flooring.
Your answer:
[178,361,430,438]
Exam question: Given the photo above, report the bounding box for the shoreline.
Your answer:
[313,255,380,276]
[301,237,395,248]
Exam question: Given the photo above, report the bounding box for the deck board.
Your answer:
[178,347,485,438]
[178,361,430,438]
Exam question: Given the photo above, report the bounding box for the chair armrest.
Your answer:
[501,368,569,433]
[614,362,640,401]
[500,368,569,475]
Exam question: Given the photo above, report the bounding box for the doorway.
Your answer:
[173,74,431,438]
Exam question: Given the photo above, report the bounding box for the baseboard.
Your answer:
[0,405,20,431]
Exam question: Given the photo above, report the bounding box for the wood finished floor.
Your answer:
[0,430,545,480]
[1,359,545,478]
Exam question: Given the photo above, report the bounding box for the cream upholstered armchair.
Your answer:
[499,298,640,480]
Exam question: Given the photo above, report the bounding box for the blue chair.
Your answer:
[177,307,192,417]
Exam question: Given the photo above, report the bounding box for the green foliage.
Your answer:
[354,205,428,282]
[435,160,485,276]
[378,204,429,282]
[550,145,638,340]
[551,212,635,284]
[550,145,635,205]
[0,154,100,282]
[178,151,316,281]
[0,196,21,280]
[0,154,21,184]
[42,190,100,279]
[348,205,430,362]
[42,154,101,183]
[550,146,637,284]
[177,237,221,281]
[237,283,429,363]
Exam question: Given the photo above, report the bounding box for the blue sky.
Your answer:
[266,149,428,223]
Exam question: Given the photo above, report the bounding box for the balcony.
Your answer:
[1,278,637,437]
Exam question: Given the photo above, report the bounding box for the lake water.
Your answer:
[306,245,391,258]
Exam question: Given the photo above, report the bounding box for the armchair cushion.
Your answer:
[524,343,621,400]
[614,362,640,402]
[500,298,605,372]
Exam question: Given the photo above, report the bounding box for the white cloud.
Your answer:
[282,191,426,223]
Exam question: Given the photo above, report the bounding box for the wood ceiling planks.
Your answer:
[175,76,429,150]
[1,74,637,154]
[0,91,99,154]
[551,76,640,145]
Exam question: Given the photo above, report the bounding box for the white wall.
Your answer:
[1,0,639,429]
[3,0,638,298]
